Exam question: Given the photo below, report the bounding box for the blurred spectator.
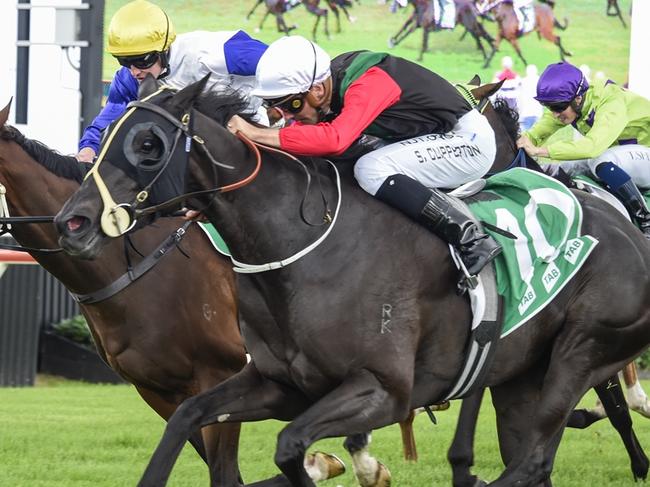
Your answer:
[517,64,543,131]
[492,56,521,111]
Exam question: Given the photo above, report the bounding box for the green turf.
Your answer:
[1,378,649,486]
[101,0,632,87]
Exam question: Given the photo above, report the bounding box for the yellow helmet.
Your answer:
[107,0,176,56]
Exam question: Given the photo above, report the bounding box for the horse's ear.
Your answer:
[0,98,13,127]
[471,79,505,100]
[169,74,211,111]
[468,75,481,86]
[138,74,160,99]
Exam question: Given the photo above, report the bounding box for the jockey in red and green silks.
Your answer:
[517,61,650,239]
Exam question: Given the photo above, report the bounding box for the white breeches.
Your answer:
[560,144,650,189]
[354,109,496,195]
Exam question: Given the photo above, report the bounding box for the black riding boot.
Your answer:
[420,189,502,276]
[615,179,650,240]
[375,174,502,276]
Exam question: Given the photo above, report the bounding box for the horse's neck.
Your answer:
[0,141,123,293]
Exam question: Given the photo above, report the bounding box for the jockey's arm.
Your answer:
[77,68,137,159]
[277,68,401,156]
[228,68,400,157]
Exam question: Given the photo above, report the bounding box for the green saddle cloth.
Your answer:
[468,168,599,337]
[197,222,231,256]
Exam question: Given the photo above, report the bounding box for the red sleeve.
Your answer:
[279,67,402,156]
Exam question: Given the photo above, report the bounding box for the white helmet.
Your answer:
[253,36,331,99]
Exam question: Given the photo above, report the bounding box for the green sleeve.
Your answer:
[547,92,628,160]
[525,111,563,146]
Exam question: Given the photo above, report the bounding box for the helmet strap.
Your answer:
[305,77,333,121]
[157,49,172,79]
[570,95,584,120]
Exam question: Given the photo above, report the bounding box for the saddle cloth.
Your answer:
[467,168,598,337]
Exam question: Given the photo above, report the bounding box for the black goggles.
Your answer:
[543,100,572,113]
[264,93,307,114]
[116,52,160,70]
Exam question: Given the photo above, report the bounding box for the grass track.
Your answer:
[1,378,649,486]
[102,0,632,86]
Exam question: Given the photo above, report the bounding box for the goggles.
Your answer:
[116,52,160,70]
[543,100,572,113]
[264,93,307,114]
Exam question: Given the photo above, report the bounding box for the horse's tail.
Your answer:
[553,16,568,30]
[491,98,521,142]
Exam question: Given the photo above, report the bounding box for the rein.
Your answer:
[94,92,342,274]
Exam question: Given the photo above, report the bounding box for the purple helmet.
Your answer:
[535,62,589,103]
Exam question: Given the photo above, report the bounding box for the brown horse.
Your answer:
[388,0,496,63]
[55,76,650,487]
[481,1,570,68]
[246,0,298,36]
[246,0,356,42]
[0,103,245,486]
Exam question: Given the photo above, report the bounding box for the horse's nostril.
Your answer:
[66,216,87,233]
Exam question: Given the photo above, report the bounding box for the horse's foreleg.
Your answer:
[418,29,430,62]
[447,390,487,487]
[137,363,311,487]
[508,38,528,67]
[596,375,649,481]
[624,362,650,417]
[246,0,264,20]
[273,369,403,487]
[554,36,572,60]
[258,10,271,32]
[329,4,342,32]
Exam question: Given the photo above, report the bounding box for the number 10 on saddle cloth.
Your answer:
[467,168,598,337]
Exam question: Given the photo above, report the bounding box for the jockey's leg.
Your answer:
[354,109,501,276]
[588,146,650,239]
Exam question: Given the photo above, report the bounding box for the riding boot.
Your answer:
[420,189,502,276]
[614,179,650,240]
[374,174,502,276]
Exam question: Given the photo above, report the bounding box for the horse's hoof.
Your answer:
[429,401,451,411]
[387,38,396,49]
[629,398,650,418]
[356,461,391,487]
[349,15,357,23]
[254,27,261,33]
[304,451,346,481]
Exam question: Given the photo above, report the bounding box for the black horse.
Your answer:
[55,77,650,487]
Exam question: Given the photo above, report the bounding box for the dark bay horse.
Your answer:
[481,1,570,68]
[0,100,411,486]
[55,78,650,487]
[246,0,298,36]
[388,0,496,63]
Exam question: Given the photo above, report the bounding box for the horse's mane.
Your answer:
[0,125,89,183]
[192,90,252,127]
[491,98,520,143]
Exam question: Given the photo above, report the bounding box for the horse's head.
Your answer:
[55,74,243,259]
[469,79,520,171]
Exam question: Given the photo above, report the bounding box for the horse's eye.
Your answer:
[141,139,156,153]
